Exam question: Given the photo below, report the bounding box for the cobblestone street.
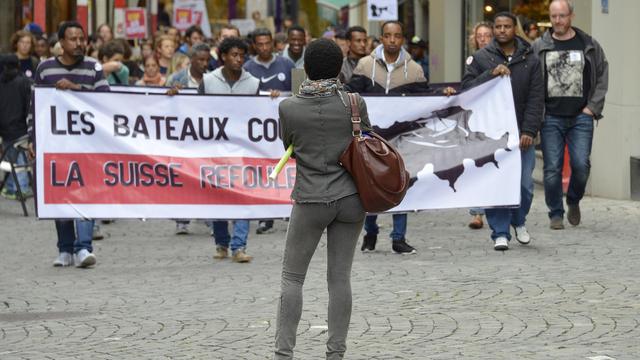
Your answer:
[1,188,639,359]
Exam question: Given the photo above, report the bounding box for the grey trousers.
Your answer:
[274,194,365,360]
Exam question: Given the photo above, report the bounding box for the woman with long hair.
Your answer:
[136,56,166,86]
[467,21,493,229]
[469,21,494,52]
[10,30,39,79]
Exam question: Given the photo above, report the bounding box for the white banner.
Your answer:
[367,0,398,21]
[34,77,520,219]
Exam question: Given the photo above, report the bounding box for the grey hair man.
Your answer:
[532,0,608,230]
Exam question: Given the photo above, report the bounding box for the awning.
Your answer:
[316,0,356,11]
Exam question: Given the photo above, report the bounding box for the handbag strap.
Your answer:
[347,92,362,137]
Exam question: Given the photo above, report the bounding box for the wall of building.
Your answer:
[428,0,463,82]
[0,1,17,52]
[588,0,640,199]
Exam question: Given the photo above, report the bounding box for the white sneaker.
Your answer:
[175,222,189,235]
[53,252,74,267]
[74,249,96,268]
[514,226,531,245]
[494,237,509,251]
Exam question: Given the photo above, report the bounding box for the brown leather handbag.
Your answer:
[339,92,410,213]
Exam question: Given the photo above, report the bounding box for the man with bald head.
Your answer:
[532,0,608,230]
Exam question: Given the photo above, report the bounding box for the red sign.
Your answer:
[174,8,193,31]
[124,8,147,39]
[43,153,295,205]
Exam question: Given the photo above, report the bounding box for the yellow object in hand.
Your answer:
[268,145,294,180]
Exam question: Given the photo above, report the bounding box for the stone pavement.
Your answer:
[1,188,639,360]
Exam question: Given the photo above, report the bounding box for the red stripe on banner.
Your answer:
[43,153,295,205]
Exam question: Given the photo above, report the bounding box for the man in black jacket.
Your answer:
[0,54,32,199]
[461,12,543,251]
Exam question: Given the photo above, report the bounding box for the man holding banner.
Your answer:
[461,12,543,250]
[33,21,109,267]
[346,20,429,254]
[244,27,295,234]
[199,37,260,263]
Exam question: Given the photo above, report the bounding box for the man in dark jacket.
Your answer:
[532,0,608,230]
[462,11,543,251]
[0,54,32,199]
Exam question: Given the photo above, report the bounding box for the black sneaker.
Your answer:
[392,239,417,254]
[361,234,377,252]
[256,221,275,234]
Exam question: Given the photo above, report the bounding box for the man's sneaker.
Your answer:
[175,222,189,235]
[213,246,229,259]
[514,226,531,244]
[494,237,509,251]
[567,204,581,226]
[0,188,18,200]
[53,252,74,267]
[468,214,484,229]
[550,217,565,230]
[361,234,377,252]
[256,222,276,234]
[232,249,253,263]
[392,239,417,254]
[92,225,104,240]
[74,249,96,268]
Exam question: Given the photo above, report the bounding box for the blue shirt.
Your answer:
[243,54,295,92]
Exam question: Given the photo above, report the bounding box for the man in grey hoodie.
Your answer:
[200,37,259,263]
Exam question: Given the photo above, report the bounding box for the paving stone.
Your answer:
[1,188,639,359]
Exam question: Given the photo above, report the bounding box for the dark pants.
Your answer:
[541,113,594,219]
[274,194,365,360]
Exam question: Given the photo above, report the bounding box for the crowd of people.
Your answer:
[0,0,608,260]
[0,16,430,265]
[0,0,609,358]
[0,0,608,261]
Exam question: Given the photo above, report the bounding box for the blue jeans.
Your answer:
[211,220,250,252]
[541,113,594,219]
[2,144,30,194]
[55,219,94,253]
[364,213,407,241]
[485,145,536,241]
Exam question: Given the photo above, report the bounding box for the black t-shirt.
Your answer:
[19,58,35,79]
[544,34,591,117]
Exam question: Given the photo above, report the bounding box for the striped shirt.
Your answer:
[35,56,110,90]
[28,56,109,138]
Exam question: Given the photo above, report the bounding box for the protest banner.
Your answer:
[124,8,147,39]
[173,0,212,37]
[34,77,520,219]
[173,8,193,31]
